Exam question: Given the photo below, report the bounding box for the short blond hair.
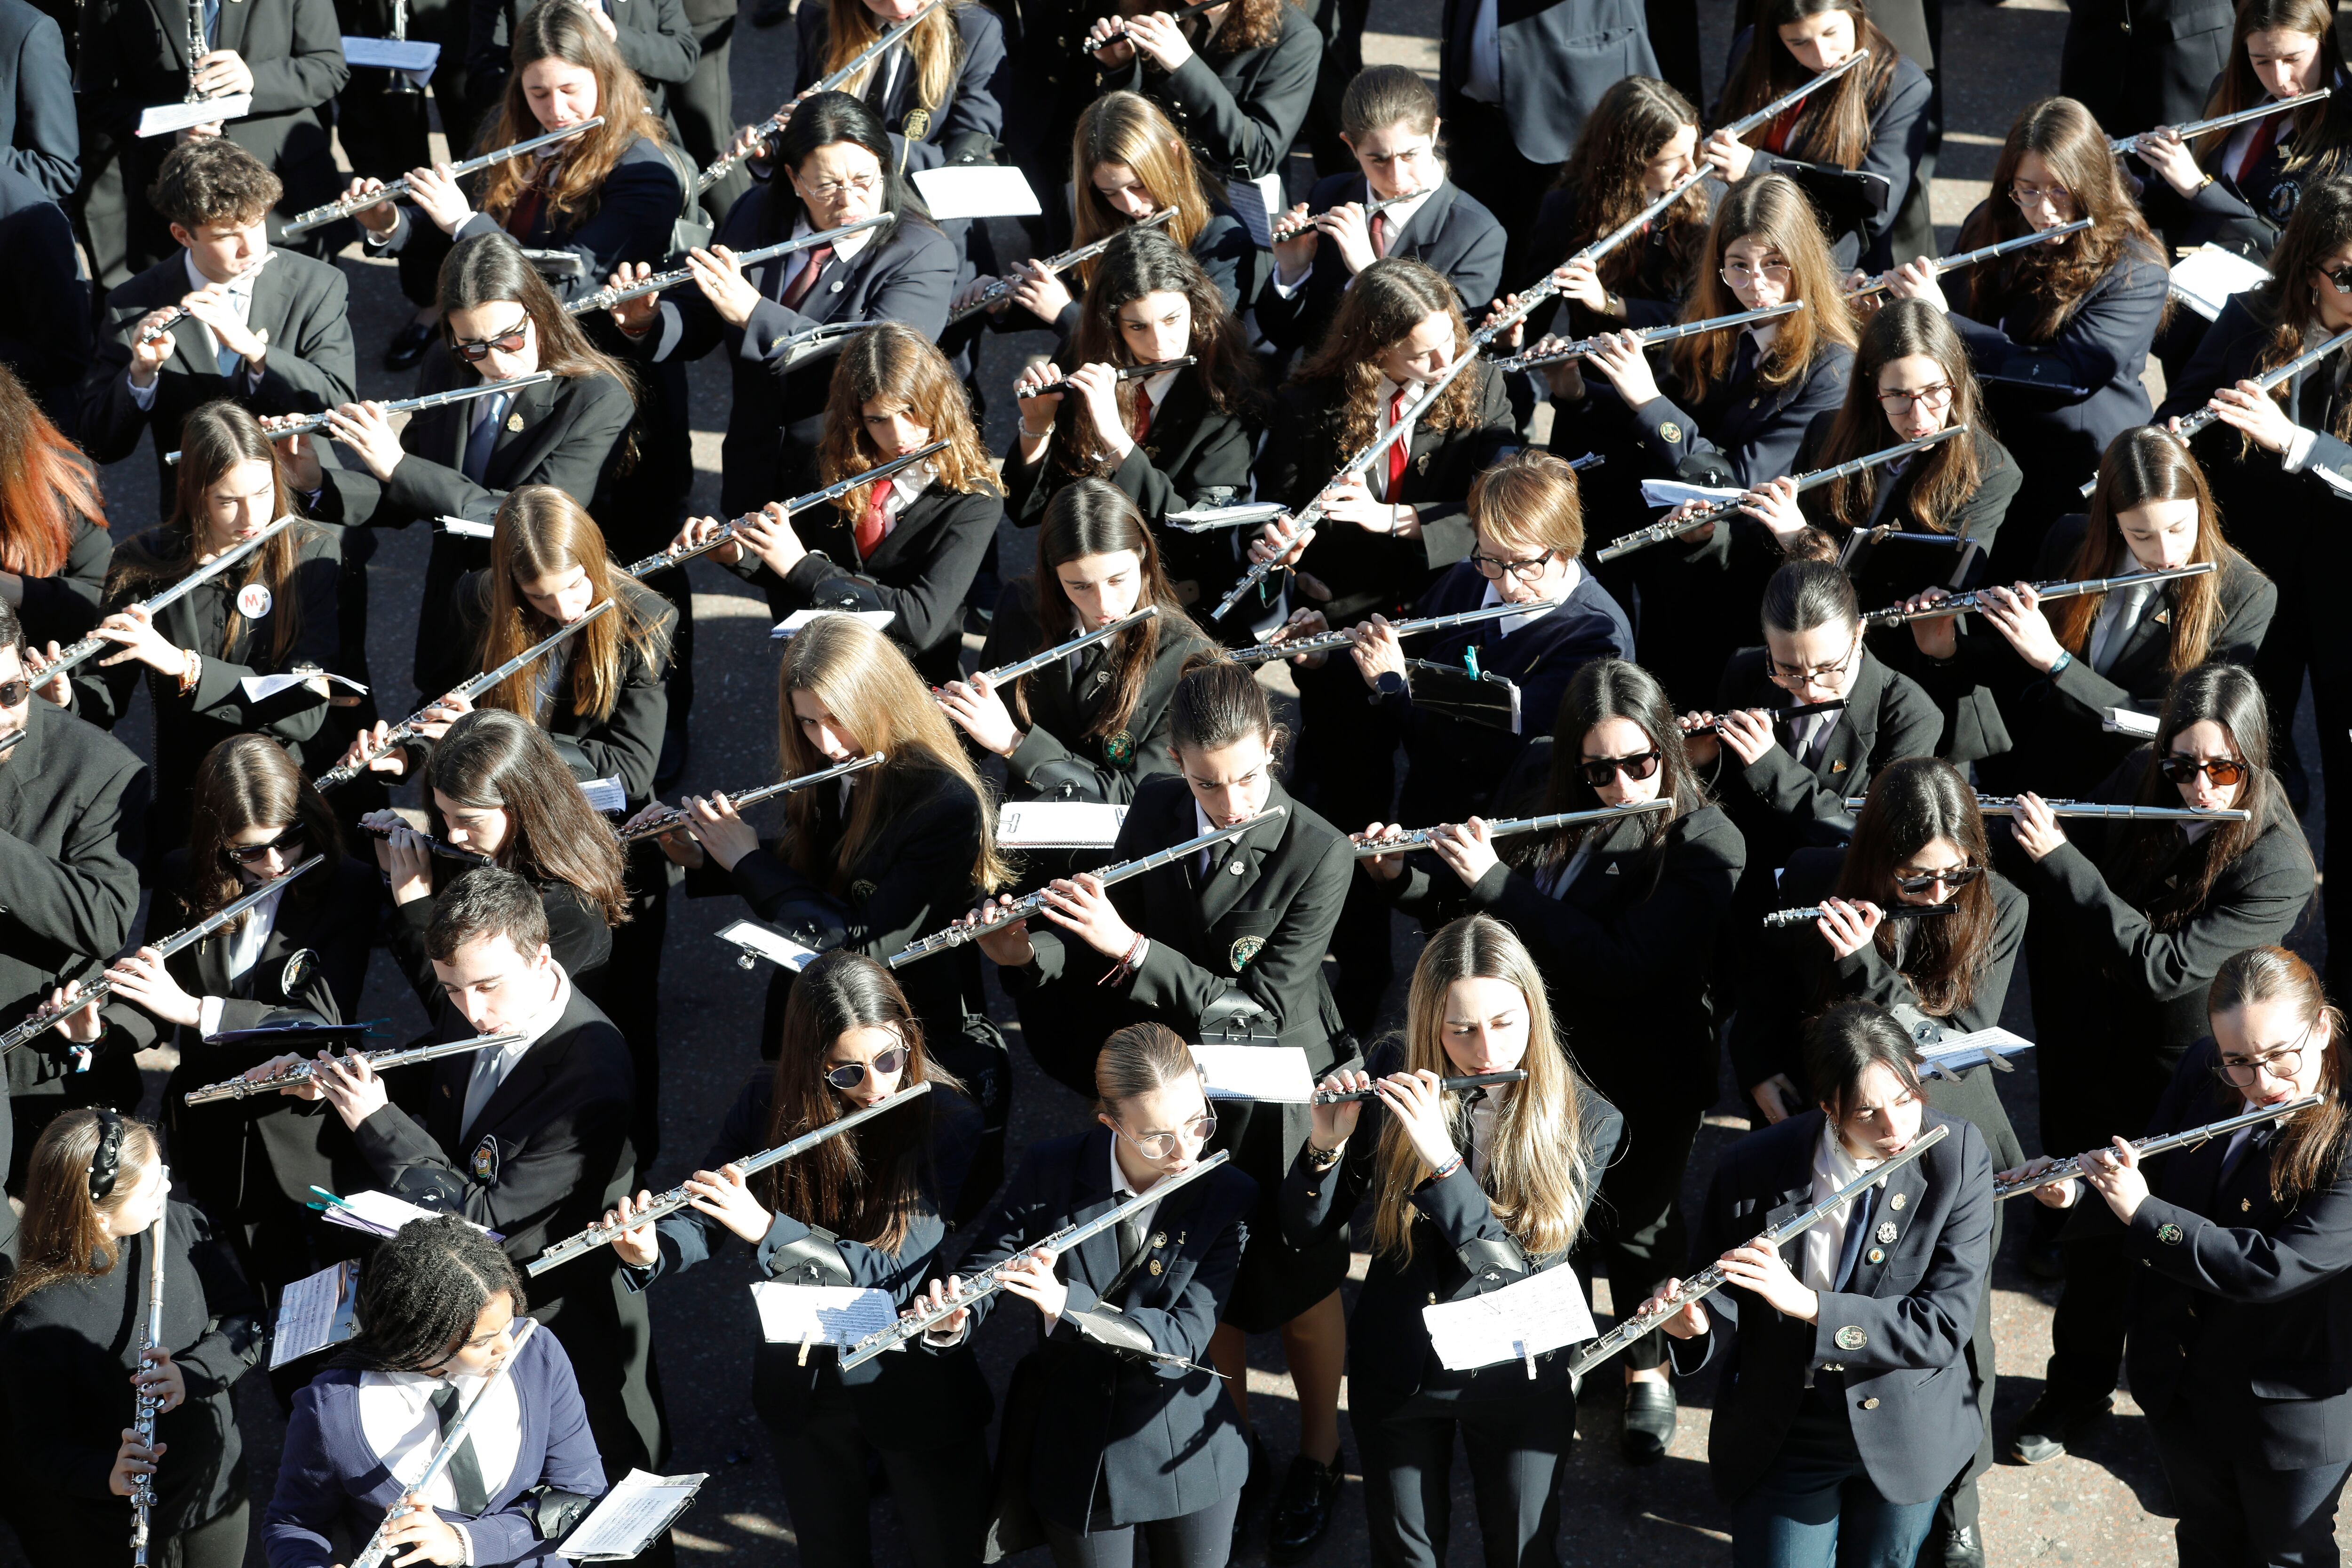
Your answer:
[1468,449,1585,560]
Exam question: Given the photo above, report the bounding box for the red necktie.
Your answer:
[1131,391,1153,443]
[1762,104,1804,155]
[782,244,834,310]
[1369,213,1390,257]
[2235,111,2281,184]
[856,483,890,559]
[1385,390,1408,500]
[504,181,547,241]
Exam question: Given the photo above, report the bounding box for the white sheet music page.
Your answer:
[996,801,1127,849]
[748,1282,897,1345]
[557,1470,710,1560]
[1422,1262,1598,1371]
[270,1259,359,1369]
[1189,1045,1316,1102]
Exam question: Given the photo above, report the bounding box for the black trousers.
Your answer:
[8,1495,246,1568]
[1356,1388,1574,1568]
[1043,1491,1242,1568]
[2042,1230,2129,1408]
[767,1387,992,1568]
[673,13,751,223]
[2151,1402,2352,1568]
[1581,1095,1700,1372]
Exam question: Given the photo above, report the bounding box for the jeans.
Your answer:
[1732,1390,1939,1568]
[2151,1403,2352,1568]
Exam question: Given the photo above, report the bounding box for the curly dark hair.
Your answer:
[148,137,283,229]
[337,1215,529,1372]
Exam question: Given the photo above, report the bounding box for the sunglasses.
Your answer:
[1578,750,1662,788]
[2157,756,2249,788]
[2324,263,2352,296]
[451,317,531,362]
[1892,864,1983,895]
[0,679,29,708]
[824,1044,907,1090]
[223,824,308,866]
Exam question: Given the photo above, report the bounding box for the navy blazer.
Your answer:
[1718,38,1934,272]
[2135,69,2338,263]
[262,1328,607,1568]
[948,1127,1257,1530]
[1623,337,1856,490]
[794,1,1008,172]
[1672,1108,1994,1506]
[2112,1041,2352,1470]
[1437,0,1654,166]
[1095,3,1320,179]
[1255,176,1507,353]
[428,135,686,308]
[0,0,73,201]
[0,166,90,435]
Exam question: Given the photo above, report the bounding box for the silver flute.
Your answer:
[128,1192,167,1566]
[349,1321,541,1568]
[2109,89,2332,153]
[1996,1096,2323,1200]
[1596,425,1969,565]
[1352,799,1672,859]
[618,441,947,579]
[1491,300,1804,374]
[1841,793,2250,822]
[1682,697,1844,736]
[695,0,944,193]
[2078,327,2352,496]
[1311,1069,1526,1104]
[1843,218,2093,301]
[1567,1121,1948,1377]
[1268,191,1410,245]
[170,373,558,464]
[363,821,497,865]
[838,1149,1232,1369]
[1762,902,1957,930]
[318,601,615,791]
[1599,425,1966,566]
[1024,356,1195,396]
[618,752,886,844]
[958,608,1157,687]
[1,858,328,1057]
[281,120,604,238]
[528,1082,934,1275]
[949,209,1176,324]
[1859,561,2215,627]
[183,1029,525,1106]
[34,514,300,686]
[138,251,279,345]
[568,213,896,316]
[1235,597,1563,666]
[890,809,1286,966]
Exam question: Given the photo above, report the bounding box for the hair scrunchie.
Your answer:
[88,1108,124,1202]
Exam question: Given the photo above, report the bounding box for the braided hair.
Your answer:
[335,1216,528,1372]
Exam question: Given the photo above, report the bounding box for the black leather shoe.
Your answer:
[2024,1234,2066,1281]
[2011,1391,2113,1464]
[383,320,434,371]
[1621,1380,1676,1465]
[1266,1455,1341,1564]
[1939,1524,1986,1568]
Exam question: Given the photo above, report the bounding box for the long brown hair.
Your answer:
[0,365,102,581]
[1291,257,1483,455]
[472,487,671,724]
[1371,916,1595,1263]
[1670,175,1855,393]
[476,0,667,228]
[3,1111,163,1313]
[437,232,637,394]
[2241,175,2352,441]
[1957,97,2167,342]
[774,615,1010,893]
[127,400,314,663]
[1533,658,1704,894]
[1022,480,1205,742]
[2194,0,2349,174]
[2207,945,2352,1204]
[1113,0,1290,55]
[1834,756,1996,1016]
[760,951,963,1251]
[2058,428,2249,675]
[425,708,631,926]
[1716,0,1902,170]
[816,324,1000,526]
[815,0,966,121]
[1550,76,1709,294]
[1812,300,1989,533]
[182,733,345,920]
[1069,92,1218,270]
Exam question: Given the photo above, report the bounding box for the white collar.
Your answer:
[882,459,935,509]
[1367,181,1439,238]
[185,250,267,299]
[793,214,881,265]
[1139,367,1181,411]
[1748,321,1780,355]
[1476,564,1580,630]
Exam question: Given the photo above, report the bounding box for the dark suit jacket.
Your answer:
[794,0,1008,171]
[662,184,957,513]
[80,247,357,479]
[1282,1045,1623,1414]
[1096,2,1319,179]
[0,167,90,433]
[2113,1041,2352,1470]
[2136,72,2319,263]
[1672,1107,1994,1505]
[469,0,697,106]
[413,133,687,308]
[13,513,111,653]
[981,590,1220,805]
[2059,0,2232,143]
[1437,0,1654,166]
[1519,182,1701,337]
[0,0,73,200]
[947,1126,1256,1530]
[1622,338,1857,490]
[1003,361,1258,530]
[1255,176,1507,352]
[1719,39,1933,271]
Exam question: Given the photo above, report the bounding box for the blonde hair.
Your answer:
[816,0,966,127]
[1069,92,1217,278]
[1468,449,1585,559]
[475,487,671,725]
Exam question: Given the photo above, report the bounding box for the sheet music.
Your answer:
[578,777,626,814]
[1916,1026,2035,1080]
[1190,1044,1317,1102]
[323,1190,501,1242]
[1638,478,1746,510]
[718,920,818,972]
[2102,706,2160,738]
[270,1260,359,1369]
[1422,1262,1597,1371]
[340,35,441,72]
[996,801,1127,849]
[771,610,895,639]
[1229,174,1286,248]
[909,166,1041,219]
[557,1470,709,1560]
[239,671,367,702]
[2169,244,2269,322]
[137,96,253,137]
[438,516,494,539]
[748,1282,897,1345]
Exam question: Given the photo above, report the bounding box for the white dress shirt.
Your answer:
[459,963,574,1135]
[356,1364,524,1563]
[128,251,268,406]
[1477,567,1578,643]
[652,215,884,362]
[194,880,291,1039]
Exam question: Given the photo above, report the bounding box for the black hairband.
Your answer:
[88,1109,124,1202]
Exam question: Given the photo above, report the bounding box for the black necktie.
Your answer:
[1834,1185,1876,1292]
[1732,333,1760,390]
[428,1382,491,1514]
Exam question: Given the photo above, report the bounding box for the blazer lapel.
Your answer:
[1393,182,1455,260]
[461,1038,558,1147]
[862,486,941,573]
[1066,1127,1125,1295]
[1196,784,1287,930]
[150,0,197,72]
[1144,370,1209,471]
[1843,1141,1930,1296]
[214,0,251,62]
[483,375,562,486]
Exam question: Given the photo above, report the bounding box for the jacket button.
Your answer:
[1427,1292,1438,1305]
[1860,1397,1880,1410]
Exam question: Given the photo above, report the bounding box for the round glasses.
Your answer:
[2158,755,2249,788]
[223,824,308,866]
[1892,864,1983,896]
[825,1045,908,1090]
[2216,1027,2311,1089]
[1721,261,1792,287]
[2009,181,2075,212]
[1877,383,1955,415]
[1577,751,1662,788]
[1115,1112,1217,1161]
[1768,638,1861,686]
[805,173,882,200]
[1470,549,1555,582]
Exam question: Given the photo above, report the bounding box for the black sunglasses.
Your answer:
[450,316,532,363]
[223,824,308,866]
[0,679,30,708]
[2158,755,2249,788]
[1892,864,1983,895]
[825,1045,908,1090]
[1577,750,1662,788]
[2325,263,2352,295]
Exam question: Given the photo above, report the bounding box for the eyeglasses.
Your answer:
[824,1044,907,1090]
[1114,1112,1217,1161]
[223,825,307,866]
[1767,638,1861,685]
[2157,755,2249,788]
[804,173,882,200]
[1720,261,1792,287]
[451,315,531,362]
[1469,548,1555,582]
[1892,864,1983,895]
[2009,181,2075,211]
[0,679,30,708]
[1577,750,1662,788]
[1877,382,1955,414]
[2217,1027,2312,1088]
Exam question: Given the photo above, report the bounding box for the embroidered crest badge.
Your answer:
[1103,731,1136,767]
[1229,935,1265,971]
[279,948,319,997]
[471,1136,500,1184]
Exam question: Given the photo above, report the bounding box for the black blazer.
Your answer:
[1717,39,1934,271]
[1093,3,1319,179]
[662,183,957,514]
[1794,414,2019,599]
[80,247,357,479]
[1436,0,1654,166]
[0,167,88,431]
[981,590,1220,805]
[2136,71,2325,263]
[2113,1041,2352,1470]
[1281,1044,1623,1415]
[471,0,696,107]
[1005,773,1352,1065]
[2059,0,2232,143]
[1672,1107,1994,1505]
[1003,362,1257,529]
[1518,182,1701,339]
[1613,337,1856,491]
[1255,365,1516,621]
[946,1126,1256,1530]
[1255,176,1507,352]
[0,0,73,201]
[794,1,1008,172]
[13,510,111,654]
